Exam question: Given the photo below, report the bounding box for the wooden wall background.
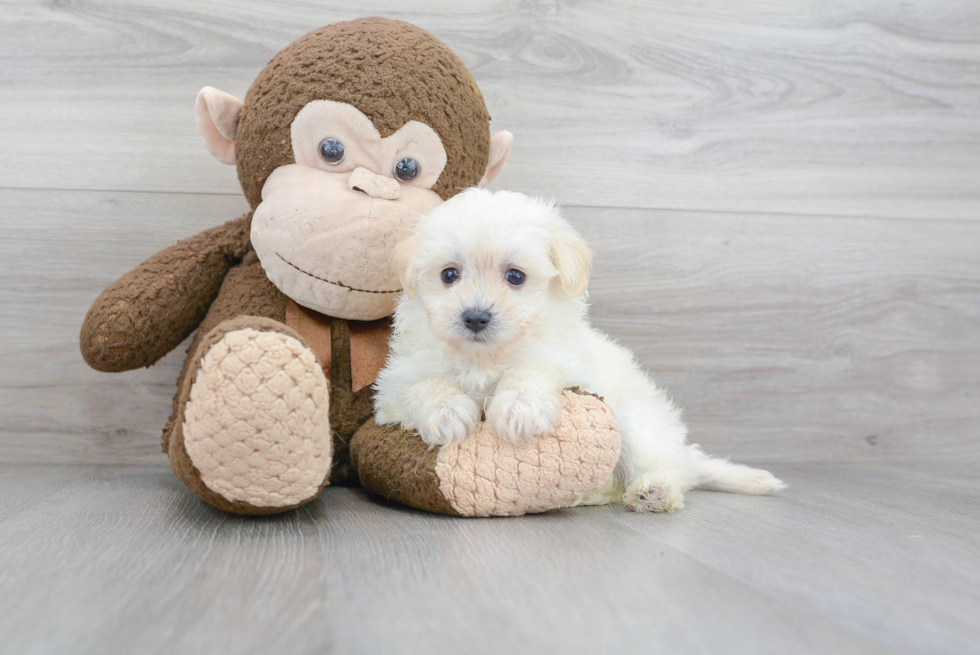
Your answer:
[1,0,978,466]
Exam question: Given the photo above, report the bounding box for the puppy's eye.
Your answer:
[441,267,460,285]
[318,138,346,164]
[394,157,421,182]
[505,269,526,286]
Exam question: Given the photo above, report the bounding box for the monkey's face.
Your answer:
[195,21,513,321]
[250,101,447,320]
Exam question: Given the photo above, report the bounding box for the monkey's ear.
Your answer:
[550,217,594,298]
[478,130,513,188]
[195,87,244,165]
[393,235,421,300]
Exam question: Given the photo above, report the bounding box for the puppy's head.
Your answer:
[394,188,594,354]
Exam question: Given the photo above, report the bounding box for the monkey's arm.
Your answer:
[80,214,252,372]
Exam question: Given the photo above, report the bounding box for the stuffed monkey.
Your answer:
[80,18,620,517]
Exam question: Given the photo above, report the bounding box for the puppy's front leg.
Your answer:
[486,368,563,443]
[378,376,480,448]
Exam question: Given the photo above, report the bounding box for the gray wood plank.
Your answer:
[0,463,109,521]
[1,0,978,219]
[570,206,980,465]
[0,189,250,465]
[3,2,978,653]
[0,462,976,654]
[3,188,978,465]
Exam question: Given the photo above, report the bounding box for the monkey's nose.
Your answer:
[462,310,492,333]
[348,167,401,200]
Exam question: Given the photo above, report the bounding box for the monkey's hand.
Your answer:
[80,215,252,372]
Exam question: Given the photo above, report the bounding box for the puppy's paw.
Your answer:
[624,473,686,513]
[486,388,561,443]
[417,394,480,448]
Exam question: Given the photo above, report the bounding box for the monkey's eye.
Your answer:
[505,269,526,286]
[441,267,460,285]
[394,157,421,182]
[318,138,346,165]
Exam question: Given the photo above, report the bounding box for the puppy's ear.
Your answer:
[393,235,420,299]
[551,218,594,297]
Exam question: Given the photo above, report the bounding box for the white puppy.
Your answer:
[374,188,784,512]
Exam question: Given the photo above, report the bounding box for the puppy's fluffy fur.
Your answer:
[374,188,784,512]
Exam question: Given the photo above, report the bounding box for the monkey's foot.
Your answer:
[350,389,621,517]
[169,318,332,514]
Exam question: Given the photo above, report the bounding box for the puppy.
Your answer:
[374,188,784,512]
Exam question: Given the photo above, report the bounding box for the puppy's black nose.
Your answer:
[462,310,492,333]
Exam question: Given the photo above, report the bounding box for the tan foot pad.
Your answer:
[183,328,331,508]
[352,390,621,517]
[438,391,621,516]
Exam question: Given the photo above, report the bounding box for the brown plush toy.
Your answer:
[80,17,621,517]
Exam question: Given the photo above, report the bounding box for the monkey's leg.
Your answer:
[350,389,621,517]
[167,317,332,515]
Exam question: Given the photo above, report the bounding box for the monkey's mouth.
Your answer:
[275,253,403,295]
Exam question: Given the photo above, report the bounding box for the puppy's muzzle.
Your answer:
[462,309,492,334]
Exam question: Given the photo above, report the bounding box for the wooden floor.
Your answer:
[1,462,978,655]
[2,1,979,653]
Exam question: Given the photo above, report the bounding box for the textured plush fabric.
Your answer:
[285,300,391,393]
[436,390,621,517]
[347,166,401,200]
[348,319,391,393]
[249,163,438,321]
[196,86,243,164]
[183,326,331,508]
[283,301,391,487]
[235,17,491,208]
[350,419,460,516]
[324,318,376,486]
[168,317,331,515]
[80,215,252,373]
[289,100,447,189]
[162,245,288,452]
[285,300,334,377]
[351,390,622,517]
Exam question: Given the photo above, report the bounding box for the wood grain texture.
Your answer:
[3,4,979,654]
[0,189,250,465]
[0,463,977,654]
[0,0,978,219]
[570,206,980,464]
[2,189,978,465]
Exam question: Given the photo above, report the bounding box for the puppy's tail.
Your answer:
[686,444,786,495]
